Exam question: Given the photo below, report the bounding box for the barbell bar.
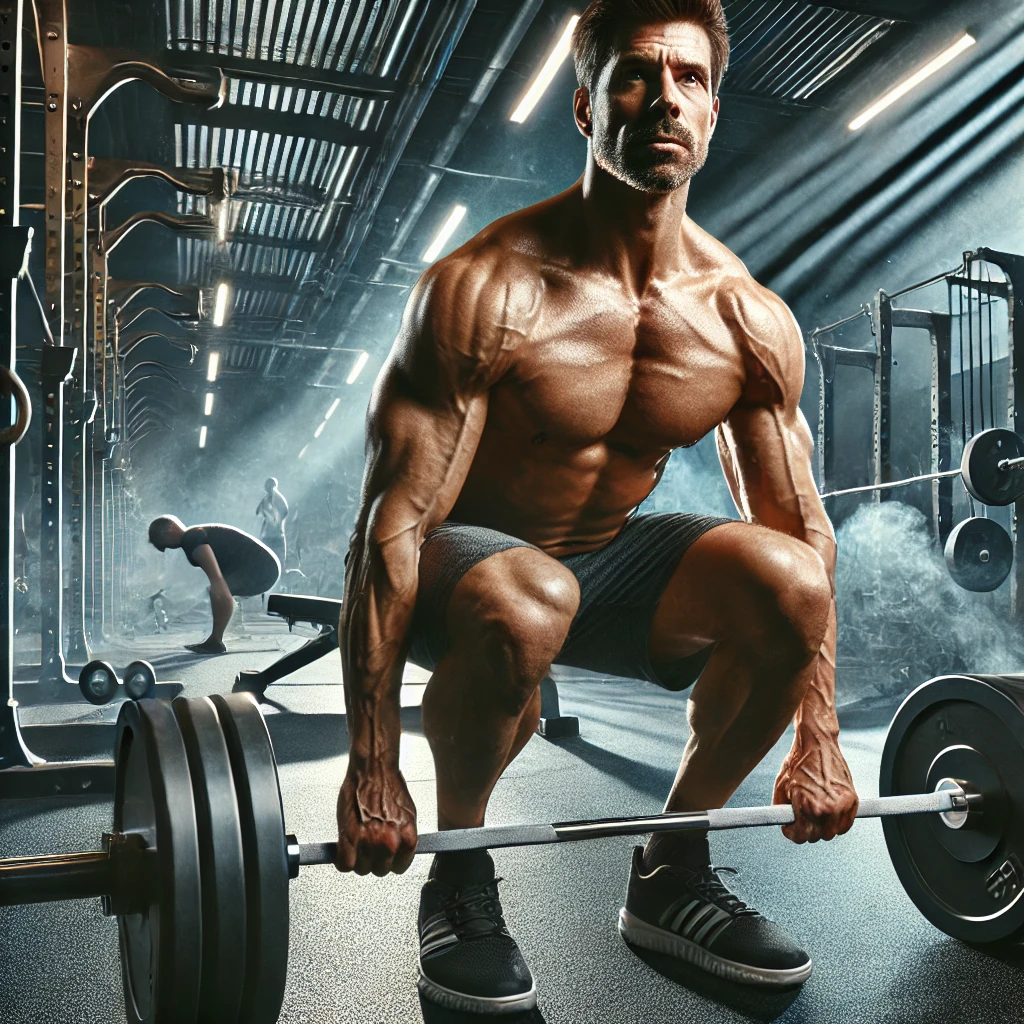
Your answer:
[293,786,967,865]
[819,426,1024,505]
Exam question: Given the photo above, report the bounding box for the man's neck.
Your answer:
[579,155,691,297]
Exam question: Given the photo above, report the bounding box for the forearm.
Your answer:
[341,522,420,772]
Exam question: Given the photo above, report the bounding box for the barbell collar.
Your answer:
[295,787,965,865]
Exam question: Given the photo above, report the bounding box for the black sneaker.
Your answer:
[618,846,812,987]
[417,851,537,1015]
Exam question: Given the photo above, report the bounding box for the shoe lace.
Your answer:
[442,878,508,939]
[694,866,760,918]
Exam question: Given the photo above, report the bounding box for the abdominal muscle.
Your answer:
[447,435,670,557]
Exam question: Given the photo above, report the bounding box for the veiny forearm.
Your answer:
[341,515,422,772]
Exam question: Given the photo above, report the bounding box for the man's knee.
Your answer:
[448,548,580,696]
[742,537,831,668]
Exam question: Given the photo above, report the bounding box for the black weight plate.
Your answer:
[944,517,1014,592]
[114,700,203,1023]
[80,659,118,705]
[210,693,289,1024]
[124,661,157,701]
[961,428,1024,507]
[880,675,1024,943]
[172,696,248,1023]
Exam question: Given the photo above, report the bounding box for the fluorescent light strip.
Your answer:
[204,393,214,416]
[347,351,370,385]
[325,398,341,420]
[207,352,220,383]
[314,421,327,439]
[217,201,229,242]
[381,0,419,77]
[510,15,580,124]
[199,425,208,449]
[422,205,467,263]
[849,33,976,131]
[213,282,230,327]
[298,444,309,460]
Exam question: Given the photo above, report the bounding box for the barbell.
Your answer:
[1,674,1023,1023]
[820,426,1024,505]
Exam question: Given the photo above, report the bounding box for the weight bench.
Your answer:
[235,594,579,738]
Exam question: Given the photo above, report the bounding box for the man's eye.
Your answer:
[681,72,699,85]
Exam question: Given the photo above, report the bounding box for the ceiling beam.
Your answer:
[805,0,954,20]
[168,52,398,99]
[180,103,378,146]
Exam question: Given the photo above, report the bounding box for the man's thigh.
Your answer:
[648,520,820,664]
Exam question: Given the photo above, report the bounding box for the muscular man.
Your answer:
[148,515,280,653]
[256,476,289,566]
[339,0,857,1012]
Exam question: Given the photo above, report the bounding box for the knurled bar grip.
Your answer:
[297,790,957,864]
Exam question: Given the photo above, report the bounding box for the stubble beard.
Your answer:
[594,120,708,194]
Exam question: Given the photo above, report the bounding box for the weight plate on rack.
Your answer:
[113,700,203,1023]
[944,517,1013,592]
[79,660,118,705]
[880,674,1024,943]
[961,428,1024,507]
[124,661,157,701]
[210,692,290,1024]
[172,696,248,1022]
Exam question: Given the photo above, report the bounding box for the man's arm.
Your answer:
[190,544,235,640]
[716,285,857,845]
[338,251,536,877]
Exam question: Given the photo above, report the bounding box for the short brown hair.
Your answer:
[573,0,730,96]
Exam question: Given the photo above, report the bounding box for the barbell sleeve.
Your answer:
[0,851,114,907]
[296,788,964,866]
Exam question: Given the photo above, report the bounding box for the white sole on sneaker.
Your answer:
[417,970,538,1015]
[618,908,812,988]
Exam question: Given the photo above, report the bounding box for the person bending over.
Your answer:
[338,0,857,1013]
[256,476,289,567]
[148,515,280,654]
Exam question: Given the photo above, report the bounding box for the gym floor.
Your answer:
[2,615,1022,1024]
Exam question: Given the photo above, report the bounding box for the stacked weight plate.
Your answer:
[112,695,290,1023]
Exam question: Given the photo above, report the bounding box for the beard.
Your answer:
[593,117,708,194]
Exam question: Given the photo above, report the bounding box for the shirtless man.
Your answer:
[255,477,289,567]
[338,0,858,1012]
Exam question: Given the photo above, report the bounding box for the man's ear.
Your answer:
[709,94,720,138]
[573,86,593,138]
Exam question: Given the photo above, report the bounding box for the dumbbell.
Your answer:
[78,660,157,705]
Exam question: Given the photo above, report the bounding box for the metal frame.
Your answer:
[812,249,1024,621]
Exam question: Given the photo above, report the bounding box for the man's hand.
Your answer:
[772,732,858,843]
[336,763,418,876]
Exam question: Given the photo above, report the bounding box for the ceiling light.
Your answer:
[213,282,230,327]
[511,15,580,124]
[204,393,214,416]
[346,351,370,385]
[298,444,308,459]
[217,201,229,242]
[325,398,341,420]
[199,425,208,449]
[314,421,327,439]
[207,352,220,383]
[849,33,976,131]
[422,205,467,263]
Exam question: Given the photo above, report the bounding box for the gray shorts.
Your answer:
[407,512,732,692]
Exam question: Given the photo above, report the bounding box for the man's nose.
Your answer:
[650,67,681,119]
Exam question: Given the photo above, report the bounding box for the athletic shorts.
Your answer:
[407,512,732,692]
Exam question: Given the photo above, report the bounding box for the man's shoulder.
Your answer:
[685,222,799,346]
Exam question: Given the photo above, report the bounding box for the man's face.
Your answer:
[580,20,719,194]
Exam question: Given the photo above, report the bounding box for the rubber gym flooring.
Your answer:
[2,614,1023,1024]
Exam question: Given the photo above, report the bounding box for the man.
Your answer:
[148,515,280,653]
[256,476,289,567]
[338,0,858,1013]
